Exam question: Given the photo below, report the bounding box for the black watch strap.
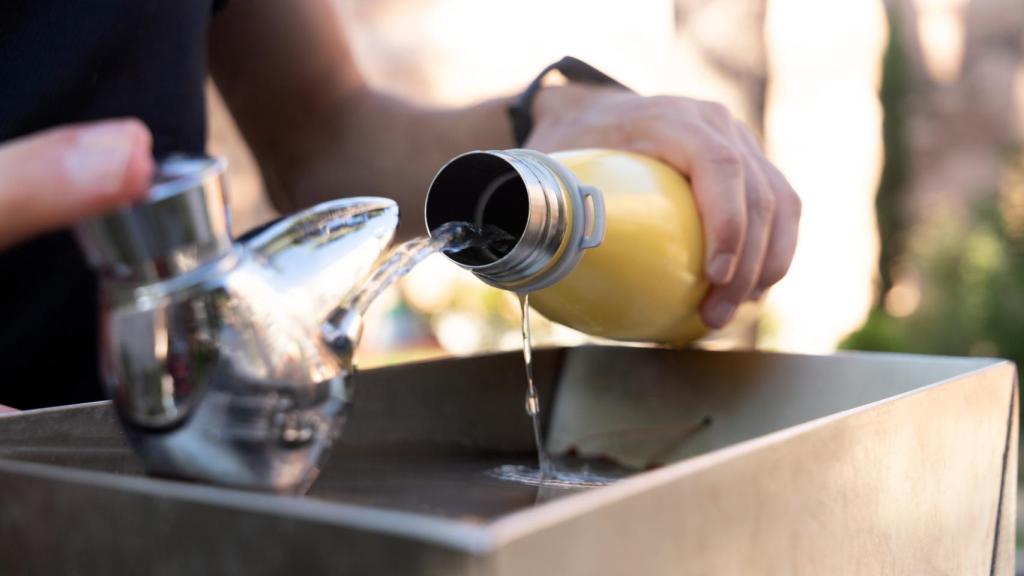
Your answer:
[508,56,631,147]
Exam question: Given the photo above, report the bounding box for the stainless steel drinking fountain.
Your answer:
[71,155,400,491]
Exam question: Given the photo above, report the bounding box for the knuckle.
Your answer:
[708,101,731,118]
[702,101,733,124]
[765,167,801,218]
[664,98,714,128]
[720,265,761,303]
[779,186,802,219]
[789,189,803,219]
[759,259,789,288]
[714,215,745,249]
[702,143,743,171]
[748,185,776,219]
[642,96,679,119]
[650,94,677,108]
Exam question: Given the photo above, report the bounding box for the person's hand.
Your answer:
[526,85,801,329]
[0,119,154,250]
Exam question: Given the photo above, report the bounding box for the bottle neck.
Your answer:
[425,149,605,293]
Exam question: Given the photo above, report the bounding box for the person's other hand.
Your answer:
[0,119,154,250]
[527,85,801,329]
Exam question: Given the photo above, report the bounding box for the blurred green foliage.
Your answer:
[842,7,1024,364]
[843,192,1024,362]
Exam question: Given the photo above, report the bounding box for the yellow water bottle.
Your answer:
[424,148,708,345]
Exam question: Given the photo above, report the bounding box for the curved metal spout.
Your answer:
[244,197,398,373]
[243,197,399,325]
[74,155,402,491]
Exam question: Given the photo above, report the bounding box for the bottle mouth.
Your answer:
[424,152,531,266]
[425,149,612,293]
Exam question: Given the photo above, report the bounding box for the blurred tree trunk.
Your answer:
[878,0,1024,300]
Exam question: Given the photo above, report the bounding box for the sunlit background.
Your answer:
[211,0,885,361]
[210,0,1024,361]
[209,0,1024,366]
[208,0,1024,558]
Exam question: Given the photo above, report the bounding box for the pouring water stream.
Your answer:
[338,222,622,493]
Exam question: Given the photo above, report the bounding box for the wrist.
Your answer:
[507,56,630,147]
[532,84,622,128]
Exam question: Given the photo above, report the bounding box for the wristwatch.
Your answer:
[507,56,631,147]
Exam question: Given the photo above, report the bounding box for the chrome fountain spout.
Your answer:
[73,155,399,491]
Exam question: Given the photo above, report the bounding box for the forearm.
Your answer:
[267,88,515,239]
[208,0,515,238]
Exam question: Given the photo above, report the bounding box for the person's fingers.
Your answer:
[527,87,799,308]
[645,121,747,286]
[725,122,802,298]
[700,128,776,328]
[751,160,801,298]
[0,119,153,250]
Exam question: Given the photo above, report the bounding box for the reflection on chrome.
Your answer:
[74,156,399,492]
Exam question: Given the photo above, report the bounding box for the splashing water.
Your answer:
[486,463,626,489]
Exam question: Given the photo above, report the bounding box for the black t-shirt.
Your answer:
[0,0,218,408]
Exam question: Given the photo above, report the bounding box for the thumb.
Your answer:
[0,119,154,250]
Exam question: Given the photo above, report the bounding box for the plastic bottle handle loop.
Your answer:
[579,185,606,250]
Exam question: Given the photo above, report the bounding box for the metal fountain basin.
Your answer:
[0,346,1016,575]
